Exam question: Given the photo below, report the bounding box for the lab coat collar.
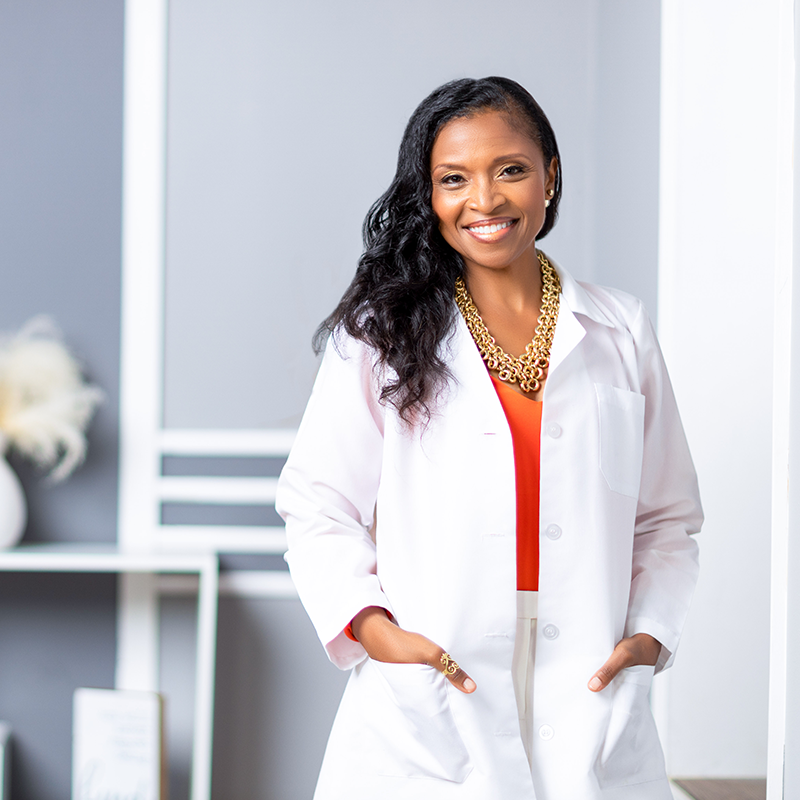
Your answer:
[549,257,617,329]
[448,257,616,388]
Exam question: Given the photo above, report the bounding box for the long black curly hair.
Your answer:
[315,76,562,423]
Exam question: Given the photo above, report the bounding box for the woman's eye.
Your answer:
[501,165,525,177]
[440,174,465,186]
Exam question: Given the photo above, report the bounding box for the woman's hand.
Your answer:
[587,633,662,692]
[351,606,477,694]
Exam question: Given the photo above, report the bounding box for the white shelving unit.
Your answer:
[0,544,219,800]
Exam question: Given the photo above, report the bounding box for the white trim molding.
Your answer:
[767,1,798,796]
[159,570,297,599]
[117,3,170,795]
[155,527,287,554]
[118,0,169,555]
[158,428,297,456]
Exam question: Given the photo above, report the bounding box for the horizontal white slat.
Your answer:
[155,526,288,553]
[158,571,297,598]
[0,544,215,574]
[157,476,278,504]
[157,429,296,456]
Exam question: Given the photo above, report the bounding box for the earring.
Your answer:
[545,199,551,208]
[547,188,555,197]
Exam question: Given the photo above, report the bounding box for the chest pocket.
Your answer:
[595,384,645,498]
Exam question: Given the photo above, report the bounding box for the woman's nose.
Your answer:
[469,177,503,212]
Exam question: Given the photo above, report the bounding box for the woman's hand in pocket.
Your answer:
[587,633,662,692]
[351,606,477,694]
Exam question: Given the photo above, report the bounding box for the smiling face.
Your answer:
[430,110,557,278]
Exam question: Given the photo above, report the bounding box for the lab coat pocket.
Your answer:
[595,383,645,498]
[364,660,472,782]
[595,664,665,789]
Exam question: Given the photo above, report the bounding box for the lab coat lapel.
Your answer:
[449,313,510,434]
[548,293,586,377]
[547,258,616,376]
[448,259,615,397]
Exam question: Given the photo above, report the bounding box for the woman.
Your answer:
[276,77,701,800]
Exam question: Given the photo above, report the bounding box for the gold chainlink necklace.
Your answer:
[455,251,561,393]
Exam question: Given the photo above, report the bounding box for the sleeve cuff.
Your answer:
[344,622,359,642]
[624,616,678,673]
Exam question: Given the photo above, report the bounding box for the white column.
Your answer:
[767,2,799,797]
[116,0,169,694]
[191,557,219,800]
[657,0,787,778]
[116,573,160,692]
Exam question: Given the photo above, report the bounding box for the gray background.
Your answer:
[0,0,660,798]
[0,0,122,544]
[0,2,122,798]
[163,0,660,430]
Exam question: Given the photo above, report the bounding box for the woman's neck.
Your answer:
[462,250,544,353]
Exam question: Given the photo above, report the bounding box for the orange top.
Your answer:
[491,376,542,591]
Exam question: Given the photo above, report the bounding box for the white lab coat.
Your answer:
[276,260,702,800]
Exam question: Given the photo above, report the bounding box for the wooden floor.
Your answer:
[673,779,767,800]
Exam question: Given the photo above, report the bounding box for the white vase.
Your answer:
[0,448,26,549]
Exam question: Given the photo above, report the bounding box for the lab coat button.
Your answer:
[546,423,562,439]
[543,624,559,640]
[539,725,555,740]
[545,524,562,540]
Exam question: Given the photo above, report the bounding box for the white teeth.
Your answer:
[469,220,512,234]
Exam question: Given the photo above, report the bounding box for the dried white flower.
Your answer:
[0,316,103,482]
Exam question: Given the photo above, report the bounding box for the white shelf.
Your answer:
[0,543,215,573]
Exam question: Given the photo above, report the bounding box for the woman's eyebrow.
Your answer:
[490,152,533,163]
[432,162,466,171]
[432,153,533,171]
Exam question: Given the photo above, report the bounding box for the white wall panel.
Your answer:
[658,0,779,777]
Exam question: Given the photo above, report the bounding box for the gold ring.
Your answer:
[440,652,460,676]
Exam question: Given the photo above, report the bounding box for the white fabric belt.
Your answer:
[513,590,539,769]
[517,589,539,620]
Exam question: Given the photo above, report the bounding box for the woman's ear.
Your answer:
[546,157,558,196]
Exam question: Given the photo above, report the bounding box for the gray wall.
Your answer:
[592,1,661,312]
[0,1,123,798]
[0,574,117,800]
[160,595,349,800]
[162,0,661,430]
[0,0,123,545]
